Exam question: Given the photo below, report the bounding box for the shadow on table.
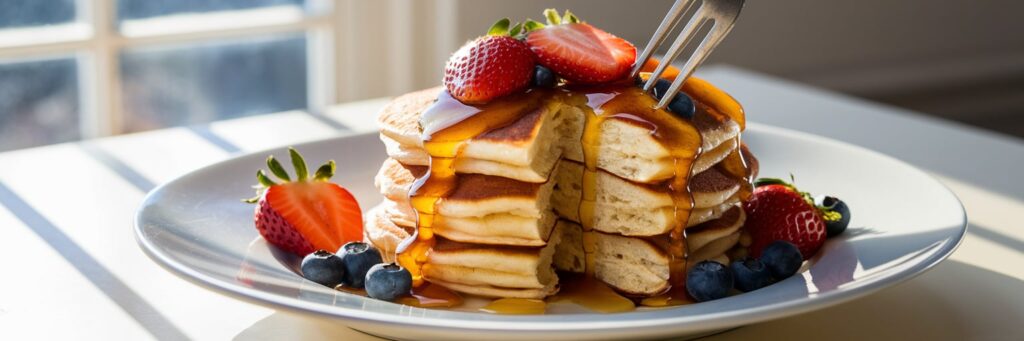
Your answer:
[705,259,1024,341]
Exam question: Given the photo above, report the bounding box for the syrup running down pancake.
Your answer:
[368,76,757,310]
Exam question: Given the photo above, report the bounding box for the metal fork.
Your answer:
[630,0,745,109]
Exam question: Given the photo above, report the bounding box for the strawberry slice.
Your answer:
[526,10,636,84]
[247,148,362,255]
[743,178,828,259]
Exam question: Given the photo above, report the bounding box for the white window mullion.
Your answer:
[80,0,121,138]
[306,0,336,115]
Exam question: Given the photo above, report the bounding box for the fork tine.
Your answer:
[643,1,704,92]
[656,0,745,109]
[629,0,693,78]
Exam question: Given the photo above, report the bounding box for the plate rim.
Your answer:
[134,122,968,335]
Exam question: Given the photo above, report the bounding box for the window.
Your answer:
[0,0,337,152]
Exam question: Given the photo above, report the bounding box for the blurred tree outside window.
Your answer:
[0,0,320,152]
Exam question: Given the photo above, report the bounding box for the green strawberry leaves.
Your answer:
[244,147,336,203]
[487,9,583,40]
[754,175,845,221]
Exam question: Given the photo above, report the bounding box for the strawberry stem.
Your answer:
[314,160,336,181]
[523,19,545,32]
[266,156,290,182]
[488,18,511,36]
[288,147,308,181]
[563,10,580,24]
[543,8,561,26]
[509,22,523,37]
[256,170,276,187]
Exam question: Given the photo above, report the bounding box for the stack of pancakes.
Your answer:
[367,86,757,299]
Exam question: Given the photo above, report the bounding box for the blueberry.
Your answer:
[761,241,803,279]
[647,78,696,119]
[686,261,734,302]
[532,65,557,88]
[818,196,851,237]
[365,263,413,301]
[337,242,383,288]
[730,258,773,292]
[650,78,672,99]
[300,250,346,287]
[666,93,695,119]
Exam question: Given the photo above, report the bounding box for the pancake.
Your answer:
[364,206,564,299]
[378,87,742,184]
[372,83,756,299]
[555,210,744,296]
[367,204,745,297]
[377,156,751,238]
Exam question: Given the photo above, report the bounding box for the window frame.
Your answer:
[0,0,339,139]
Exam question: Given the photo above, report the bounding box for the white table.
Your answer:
[1,66,1021,340]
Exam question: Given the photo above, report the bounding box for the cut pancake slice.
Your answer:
[377,87,743,185]
[552,205,745,296]
[378,156,748,239]
[552,160,744,236]
[364,205,563,299]
[379,87,566,183]
[376,158,557,246]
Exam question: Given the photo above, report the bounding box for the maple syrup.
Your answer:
[397,89,548,287]
[391,77,747,313]
[396,283,464,308]
[481,298,547,315]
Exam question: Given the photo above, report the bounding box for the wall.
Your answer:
[349,0,1024,137]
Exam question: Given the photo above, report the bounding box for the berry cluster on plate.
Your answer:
[688,178,852,302]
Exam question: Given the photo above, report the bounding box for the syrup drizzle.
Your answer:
[395,77,748,313]
[397,89,548,286]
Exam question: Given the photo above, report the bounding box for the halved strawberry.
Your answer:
[245,148,362,256]
[743,178,828,259]
[443,19,535,104]
[525,9,636,84]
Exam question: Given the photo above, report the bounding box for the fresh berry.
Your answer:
[730,258,773,292]
[443,19,534,104]
[761,241,803,279]
[743,178,827,259]
[686,261,734,302]
[365,263,413,301]
[246,148,363,256]
[818,196,851,237]
[525,9,636,84]
[338,242,383,288]
[533,65,557,88]
[647,78,695,119]
[300,250,346,287]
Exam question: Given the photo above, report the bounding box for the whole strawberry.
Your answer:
[444,18,535,104]
[743,178,827,259]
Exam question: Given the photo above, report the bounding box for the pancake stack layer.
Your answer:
[368,82,757,299]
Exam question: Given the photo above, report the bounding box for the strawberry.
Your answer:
[443,18,535,104]
[245,148,363,256]
[743,178,827,260]
[525,9,636,84]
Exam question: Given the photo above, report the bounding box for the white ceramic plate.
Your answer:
[134,124,966,340]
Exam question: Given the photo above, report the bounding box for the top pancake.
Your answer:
[377,87,743,184]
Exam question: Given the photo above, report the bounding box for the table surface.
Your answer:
[1,66,1021,340]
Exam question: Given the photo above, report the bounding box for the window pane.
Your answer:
[118,0,306,21]
[0,0,76,29]
[120,35,307,133]
[0,57,80,151]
